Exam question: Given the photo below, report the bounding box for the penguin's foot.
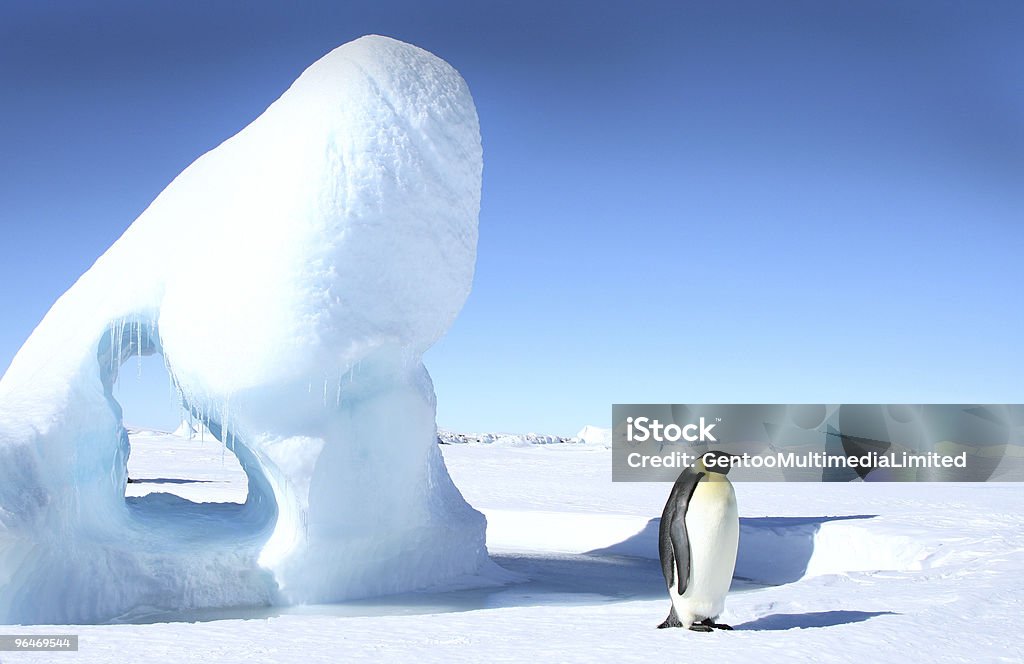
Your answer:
[700,618,734,631]
[658,611,683,629]
[688,623,714,632]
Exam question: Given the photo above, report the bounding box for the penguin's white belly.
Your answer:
[669,479,739,623]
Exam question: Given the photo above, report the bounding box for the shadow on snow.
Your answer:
[736,610,898,631]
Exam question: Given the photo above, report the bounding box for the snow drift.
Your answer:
[0,35,486,623]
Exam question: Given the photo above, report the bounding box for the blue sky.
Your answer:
[1,1,1022,436]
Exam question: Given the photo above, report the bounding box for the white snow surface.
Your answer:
[0,35,486,623]
[125,428,248,504]
[6,431,1024,662]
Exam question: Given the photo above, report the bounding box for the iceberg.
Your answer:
[0,35,486,623]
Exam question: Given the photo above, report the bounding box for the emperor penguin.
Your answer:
[658,450,740,631]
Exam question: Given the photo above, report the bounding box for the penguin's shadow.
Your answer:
[735,610,897,631]
[587,514,879,586]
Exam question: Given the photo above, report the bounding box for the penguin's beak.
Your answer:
[716,453,744,475]
[703,451,740,474]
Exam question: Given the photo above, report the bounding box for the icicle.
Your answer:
[136,321,142,378]
[111,319,118,372]
[109,319,116,374]
[223,399,231,452]
[168,366,178,414]
[117,318,126,368]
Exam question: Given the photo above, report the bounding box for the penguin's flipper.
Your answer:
[658,501,677,587]
[659,467,704,594]
[664,469,704,595]
[670,514,691,596]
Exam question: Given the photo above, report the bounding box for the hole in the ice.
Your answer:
[116,354,180,433]
[97,324,250,506]
[119,355,249,505]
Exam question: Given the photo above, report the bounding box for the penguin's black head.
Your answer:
[701,450,740,474]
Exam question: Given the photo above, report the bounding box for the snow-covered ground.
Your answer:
[7,430,1024,663]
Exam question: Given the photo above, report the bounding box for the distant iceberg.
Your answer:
[0,35,487,623]
[576,425,612,447]
[170,419,215,441]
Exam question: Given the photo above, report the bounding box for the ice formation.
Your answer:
[0,35,486,624]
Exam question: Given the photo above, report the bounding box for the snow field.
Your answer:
[9,433,1015,663]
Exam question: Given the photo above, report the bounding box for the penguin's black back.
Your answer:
[659,466,704,595]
